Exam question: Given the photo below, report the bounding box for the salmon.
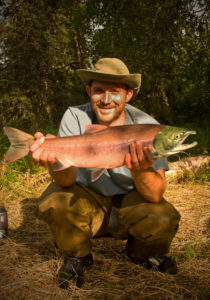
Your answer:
[3,124,197,181]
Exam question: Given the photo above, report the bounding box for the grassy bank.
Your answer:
[0,170,209,299]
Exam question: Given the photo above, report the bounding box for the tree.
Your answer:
[0,0,87,129]
[0,0,209,129]
[85,0,209,125]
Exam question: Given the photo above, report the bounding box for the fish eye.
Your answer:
[175,134,180,139]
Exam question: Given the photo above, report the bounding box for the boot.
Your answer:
[130,254,177,275]
[57,253,93,289]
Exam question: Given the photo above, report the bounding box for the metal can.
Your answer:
[0,206,8,239]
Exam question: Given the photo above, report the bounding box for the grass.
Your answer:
[0,153,209,300]
[0,169,209,299]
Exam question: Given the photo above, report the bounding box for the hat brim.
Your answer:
[76,70,141,98]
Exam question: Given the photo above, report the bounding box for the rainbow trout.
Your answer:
[3,124,197,181]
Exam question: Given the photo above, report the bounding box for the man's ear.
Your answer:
[125,89,134,103]
[86,85,91,97]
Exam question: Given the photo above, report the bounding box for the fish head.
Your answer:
[153,126,198,157]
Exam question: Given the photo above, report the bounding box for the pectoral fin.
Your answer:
[90,168,106,182]
[52,157,73,171]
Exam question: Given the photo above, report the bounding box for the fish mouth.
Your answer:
[169,130,198,153]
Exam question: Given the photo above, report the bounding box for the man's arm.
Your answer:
[125,141,166,203]
[48,166,77,187]
[30,132,77,187]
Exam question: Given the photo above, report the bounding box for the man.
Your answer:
[31,58,180,288]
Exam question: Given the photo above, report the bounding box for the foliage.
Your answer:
[0,0,87,129]
[0,0,209,130]
[185,246,196,260]
[0,0,209,176]
[85,0,209,125]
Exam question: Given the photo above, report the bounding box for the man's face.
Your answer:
[86,80,133,125]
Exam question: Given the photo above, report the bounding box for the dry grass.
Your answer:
[0,164,209,300]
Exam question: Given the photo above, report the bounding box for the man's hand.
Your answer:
[125,141,154,171]
[124,141,166,203]
[30,132,77,187]
[30,132,56,168]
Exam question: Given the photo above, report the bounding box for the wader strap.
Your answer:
[107,194,126,232]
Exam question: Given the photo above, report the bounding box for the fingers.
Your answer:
[143,146,154,164]
[125,153,132,169]
[130,142,139,166]
[125,141,154,171]
[136,141,144,162]
[130,141,144,169]
[30,131,56,168]
[39,149,56,167]
[125,142,141,169]
[34,132,44,140]
[31,148,56,167]
[46,133,56,139]
[30,137,45,152]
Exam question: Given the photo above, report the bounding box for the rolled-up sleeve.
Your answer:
[153,157,169,171]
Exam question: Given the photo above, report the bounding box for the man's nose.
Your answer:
[101,91,111,104]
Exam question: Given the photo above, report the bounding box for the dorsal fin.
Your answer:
[84,124,107,134]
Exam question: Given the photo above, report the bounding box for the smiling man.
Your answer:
[31,58,180,289]
[86,81,133,126]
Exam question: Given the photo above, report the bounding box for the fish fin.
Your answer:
[90,168,106,182]
[3,127,34,162]
[84,124,107,134]
[52,157,72,172]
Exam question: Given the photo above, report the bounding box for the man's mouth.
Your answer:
[97,106,115,114]
[98,105,115,109]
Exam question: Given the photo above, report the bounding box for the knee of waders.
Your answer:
[36,191,74,224]
[129,212,180,241]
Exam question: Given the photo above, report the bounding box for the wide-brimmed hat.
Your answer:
[76,58,141,97]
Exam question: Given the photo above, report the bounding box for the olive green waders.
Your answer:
[37,182,180,260]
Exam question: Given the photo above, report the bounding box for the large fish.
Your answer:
[3,124,197,181]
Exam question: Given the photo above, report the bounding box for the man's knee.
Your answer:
[129,208,180,240]
[120,190,181,240]
[37,182,91,224]
[36,182,106,237]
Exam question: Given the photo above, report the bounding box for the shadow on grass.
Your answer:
[7,197,58,261]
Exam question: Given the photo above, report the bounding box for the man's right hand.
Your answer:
[30,132,56,168]
[30,132,77,187]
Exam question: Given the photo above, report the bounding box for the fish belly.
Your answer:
[53,140,130,169]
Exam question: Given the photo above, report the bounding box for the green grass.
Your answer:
[175,168,210,184]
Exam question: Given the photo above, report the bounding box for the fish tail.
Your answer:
[3,127,34,162]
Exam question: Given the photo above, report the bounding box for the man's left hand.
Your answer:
[125,141,154,171]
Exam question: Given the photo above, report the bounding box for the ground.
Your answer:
[0,169,209,300]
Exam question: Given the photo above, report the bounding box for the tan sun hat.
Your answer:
[76,58,141,98]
